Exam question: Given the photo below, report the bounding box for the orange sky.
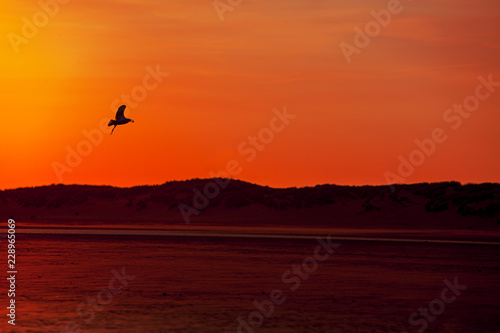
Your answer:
[1,0,499,189]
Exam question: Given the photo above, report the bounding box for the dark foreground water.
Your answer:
[2,231,500,332]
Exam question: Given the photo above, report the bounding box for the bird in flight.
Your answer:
[108,105,134,135]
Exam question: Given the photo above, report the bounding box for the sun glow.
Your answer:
[1,0,499,190]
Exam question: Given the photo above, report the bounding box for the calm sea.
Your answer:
[2,229,499,332]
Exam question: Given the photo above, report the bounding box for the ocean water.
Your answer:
[2,229,500,332]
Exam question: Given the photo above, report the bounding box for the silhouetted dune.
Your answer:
[1,179,499,230]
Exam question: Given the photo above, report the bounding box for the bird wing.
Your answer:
[115,105,127,120]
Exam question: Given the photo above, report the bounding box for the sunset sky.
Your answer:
[1,0,499,189]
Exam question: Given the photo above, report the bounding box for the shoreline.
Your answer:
[16,225,500,244]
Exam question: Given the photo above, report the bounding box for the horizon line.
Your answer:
[2,178,499,192]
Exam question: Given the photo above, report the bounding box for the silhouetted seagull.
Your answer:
[108,105,134,135]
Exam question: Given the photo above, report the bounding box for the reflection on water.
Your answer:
[17,228,500,245]
[4,232,500,332]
